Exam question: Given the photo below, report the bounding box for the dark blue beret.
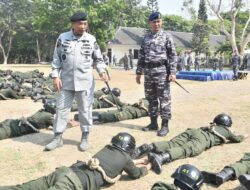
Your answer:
[70,12,88,22]
[149,12,161,21]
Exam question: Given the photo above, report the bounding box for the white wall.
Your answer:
[107,44,140,65]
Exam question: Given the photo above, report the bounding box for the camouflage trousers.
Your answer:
[144,66,171,120]
[233,65,239,79]
[228,153,250,178]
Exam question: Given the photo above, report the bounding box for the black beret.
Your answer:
[70,12,88,22]
[149,12,161,21]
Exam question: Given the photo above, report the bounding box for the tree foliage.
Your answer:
[191,0,209,53]
[205,0,250,55]
[162,15,193,32]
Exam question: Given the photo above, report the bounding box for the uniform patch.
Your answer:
[62,54,66,60]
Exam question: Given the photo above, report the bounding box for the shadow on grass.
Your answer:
[98,122,143,131]
[12,131,79,147]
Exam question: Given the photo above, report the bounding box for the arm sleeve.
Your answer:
[124,159,148,179]
[51,37,62,78]
[92,40,106,74]
[136,41,146,75]
[228,131,244,143]
[166,34,177,75]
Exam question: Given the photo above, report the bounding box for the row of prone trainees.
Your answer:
[0,114,249,190]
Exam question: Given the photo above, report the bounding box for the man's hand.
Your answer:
[99,72,108,82]
[136,74,141,84]
[133,157,149,165]
[168,74,176,82]
[145,162,152,170]
[53,77,62,92]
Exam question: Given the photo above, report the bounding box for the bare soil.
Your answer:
[0,64,249,190]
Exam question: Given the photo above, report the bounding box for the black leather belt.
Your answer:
[145,62,165,69]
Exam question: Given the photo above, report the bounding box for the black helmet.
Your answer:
[213,113,232,127]
[43,99,56,114]
[111,88,121,97]
[172,164,204,190]
[101,87,110,95]
[111,132,136,155]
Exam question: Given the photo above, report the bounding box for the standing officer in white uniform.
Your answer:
[45,12,108,151]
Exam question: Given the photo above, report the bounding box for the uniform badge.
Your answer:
[62,54,66,60]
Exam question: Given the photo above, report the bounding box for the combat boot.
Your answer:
[79,132,89,151]
[157,119,169,137]
[131,143,154,159]
[239,174,250,189]
[148,152,171,174]
[142,116,158,131]
[202,167,235,186]
[45,133,63,151]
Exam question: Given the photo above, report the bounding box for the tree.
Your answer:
[191,0,209,53]
[147,0,159,12]
[0,0,32,64]
[182,0,197,20]
[205,0,250,55]
[162,15,193,32]
[32,0,80,62]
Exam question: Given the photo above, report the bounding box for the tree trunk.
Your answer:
[3,56,7,65]
[36,38,41,63]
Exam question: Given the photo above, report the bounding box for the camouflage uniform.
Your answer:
[194,54,201,71]
[0,110,54,140]
[231,54,241,79]
[186,54,192,71]
[213,54,219,71]
[136,29,177,121]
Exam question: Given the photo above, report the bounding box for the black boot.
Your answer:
[142,116,158,131]
[157,119,169,137]
[131,143,154,159]
[239,174,250,189]
[202,167,235,187]
[148,152,171,174]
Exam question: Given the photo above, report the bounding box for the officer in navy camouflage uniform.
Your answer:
[194,52,201,71]
[212,52,219,71]
[136,12,177,137]
[45,12,108,152]
[231,50,241,80]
